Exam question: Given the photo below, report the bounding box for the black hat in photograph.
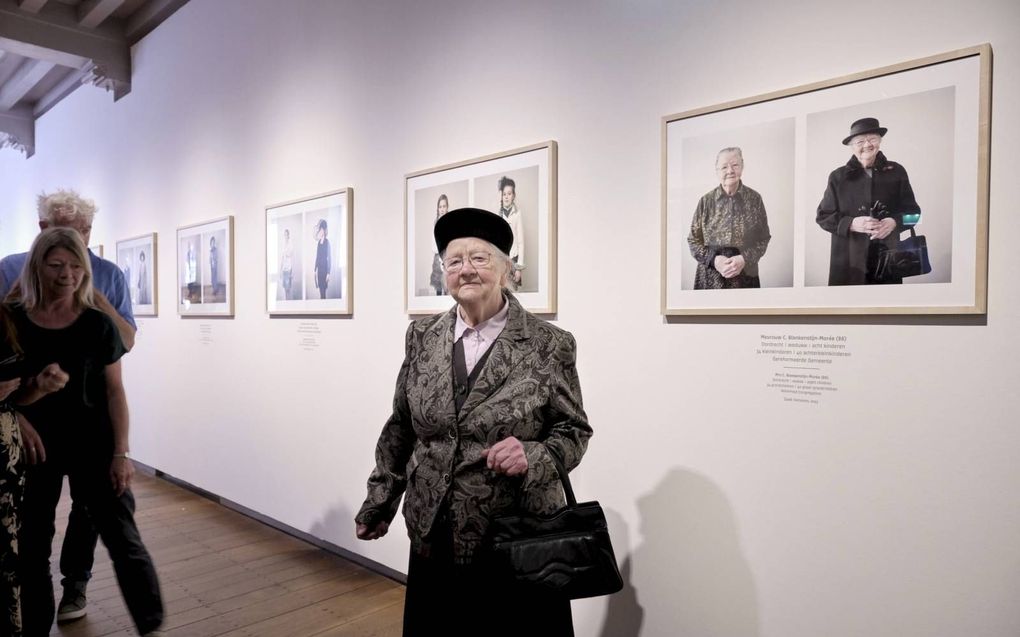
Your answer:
[434,207,513,255]
[842,117,888,145]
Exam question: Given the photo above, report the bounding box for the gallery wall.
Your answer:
[1,1,1018,635]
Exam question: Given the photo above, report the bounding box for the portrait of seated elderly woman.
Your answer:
[355,207,591,637]
[7,228,164,637]
[687,147,772,289]
[816,117,921,285]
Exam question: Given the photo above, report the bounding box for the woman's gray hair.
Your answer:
[440,239,514,288]
[715,147,743,166]
[18,227,95,312]
[37,189,98,224]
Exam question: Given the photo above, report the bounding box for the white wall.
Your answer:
[2,1,1019,635]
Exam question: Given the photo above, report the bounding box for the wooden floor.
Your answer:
[45,472,405,637]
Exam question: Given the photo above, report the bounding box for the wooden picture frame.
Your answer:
[265,188,353,316]
[405,141,557,315]
[177,216,234,317]
[115,232,157,317]
[662,44,991,315]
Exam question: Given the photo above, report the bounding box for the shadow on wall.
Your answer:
[603,469,759,637]
[598,507,644,637]
[309,502,355,552]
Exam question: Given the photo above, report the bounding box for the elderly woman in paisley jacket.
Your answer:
[816,117,921,285]
[355,207,591,637]
[687,147,771,288]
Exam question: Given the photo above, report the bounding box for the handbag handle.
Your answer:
[546,448,578,507]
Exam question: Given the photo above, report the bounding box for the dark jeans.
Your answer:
[19,451,163,636]
[59,492,98,589]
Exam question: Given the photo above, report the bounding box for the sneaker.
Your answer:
[56,586,87,622]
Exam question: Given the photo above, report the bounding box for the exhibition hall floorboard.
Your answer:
[46,471,405,637]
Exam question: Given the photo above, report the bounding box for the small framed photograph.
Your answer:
[115,233,157,317]
[405,140,557,315]
[89,244,104,258]
[177,216,233,316]
[265,188,353,315]
[662,44,991,315]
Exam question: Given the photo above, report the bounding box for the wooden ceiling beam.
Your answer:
[0,0,130,93]
[33,66,83,117]
[0,57,54,109]
[0,106,34,156]
[78,0,126,29]
[125,0,188,44]
[15,0,47,13]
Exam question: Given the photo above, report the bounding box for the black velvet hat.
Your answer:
[842,117,888,145]
[434,207,513,255]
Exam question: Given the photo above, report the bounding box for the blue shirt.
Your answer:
[0,249,136,328]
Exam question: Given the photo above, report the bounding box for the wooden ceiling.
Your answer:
[0,0,189,157]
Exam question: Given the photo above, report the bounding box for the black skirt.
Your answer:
[402,523,573,637]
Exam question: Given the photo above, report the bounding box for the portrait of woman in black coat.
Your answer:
[816,117,921,285]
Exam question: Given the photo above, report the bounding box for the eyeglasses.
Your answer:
[850,135,881,148]
[443,252,492,272]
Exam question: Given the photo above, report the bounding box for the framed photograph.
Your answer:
[405,140,557,314]
[265,188,353,315]
[662,44,991,315]
[177,216,233,316]
[115,233,157,317]
[89,244,104,258]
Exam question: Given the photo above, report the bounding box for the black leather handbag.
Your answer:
[484,451,624,600]
[874,228,932,281]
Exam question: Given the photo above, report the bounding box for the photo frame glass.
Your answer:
[265,189,352,315]
[115,233,157,317]
[663,46,989,315]
[177,216,233,316]
[405,141,557,314]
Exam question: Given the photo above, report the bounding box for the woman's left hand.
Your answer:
[482,436,528,476]
[871,217,898,240]
[110,456,134,496]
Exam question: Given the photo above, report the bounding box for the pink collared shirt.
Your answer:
[454,299,509,375]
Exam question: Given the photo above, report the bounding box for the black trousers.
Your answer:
[402,527,573,637]
[19,450,162,636]
[316,271,328,299]
[59,483,99,588]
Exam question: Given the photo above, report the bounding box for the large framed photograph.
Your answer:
[405,141,557,315]
[115,233,157,317]
[662,44,991,315]
[265,188,353,315]
[177,216,233,316]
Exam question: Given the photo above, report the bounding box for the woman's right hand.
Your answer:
[36,363,69,395]
[356,520,389,540]
[0,378,20,402]
[851,216,877,234]
[17,413,46,465]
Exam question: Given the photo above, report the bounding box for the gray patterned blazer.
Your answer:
[356,294,591,562]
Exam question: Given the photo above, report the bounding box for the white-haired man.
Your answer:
[0,188,137,624]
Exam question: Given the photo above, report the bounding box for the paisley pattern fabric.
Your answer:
[0,406,24,637]
[356,294,591,563]
[687,183,771,289]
